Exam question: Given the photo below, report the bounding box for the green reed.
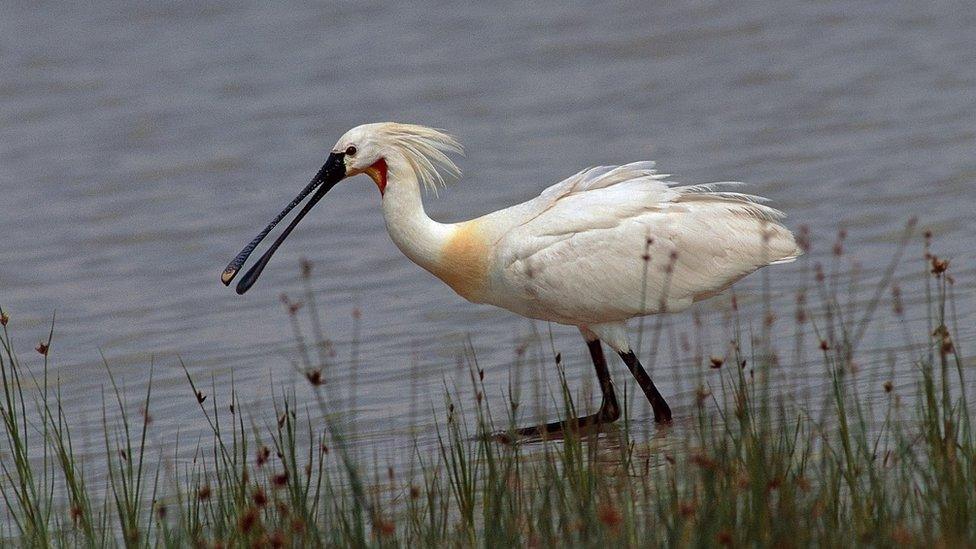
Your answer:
[0,226,972,546]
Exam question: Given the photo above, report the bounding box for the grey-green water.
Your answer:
[1,1,974,460]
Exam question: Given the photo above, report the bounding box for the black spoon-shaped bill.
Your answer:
[220,176,322,286]
[221,151,346,293]
[235,181,331,294]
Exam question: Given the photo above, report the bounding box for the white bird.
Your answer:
[222,122,800,440]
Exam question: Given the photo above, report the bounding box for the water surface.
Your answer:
[1,1,974,462]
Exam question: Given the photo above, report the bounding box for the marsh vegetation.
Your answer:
[1,226,972,547]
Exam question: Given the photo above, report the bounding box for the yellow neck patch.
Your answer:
[435,222,489,302]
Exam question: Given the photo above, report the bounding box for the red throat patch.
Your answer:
[364,158,389,195]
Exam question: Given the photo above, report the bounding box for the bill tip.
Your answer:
[221,267,237,286]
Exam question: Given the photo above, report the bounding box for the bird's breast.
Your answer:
[434,221,491,303]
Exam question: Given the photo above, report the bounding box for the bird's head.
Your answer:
[333,122,462,194]
[220,122,462,295]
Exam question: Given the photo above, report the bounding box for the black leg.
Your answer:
[494,339,620,443]
[587,339,620,422]
[618,350,672,424]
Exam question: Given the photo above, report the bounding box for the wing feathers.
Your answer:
[488,160,801,323]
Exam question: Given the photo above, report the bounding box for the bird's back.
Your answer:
[477,162,800,324]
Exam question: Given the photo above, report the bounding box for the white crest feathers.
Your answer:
[374,123,463,194]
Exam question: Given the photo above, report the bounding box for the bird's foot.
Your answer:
[488,404,620,445]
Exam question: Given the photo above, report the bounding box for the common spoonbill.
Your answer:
[222,123,800,440]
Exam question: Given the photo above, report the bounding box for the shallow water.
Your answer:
[1,1,974,464]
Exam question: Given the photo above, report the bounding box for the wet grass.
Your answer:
[1,226,973,547]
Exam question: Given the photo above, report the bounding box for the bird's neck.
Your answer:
[380,156,453,275]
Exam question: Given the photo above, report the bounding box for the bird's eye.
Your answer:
[345,145,357,156]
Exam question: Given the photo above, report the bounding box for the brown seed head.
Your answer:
[269,529,286,548]
[238,507,259,533]
[678,500,697,518]
[197,484,212,501]
[930,256,949,275]
[797,225,811,253]
[716,530,733,546]
[891,285,903,315]
[195,390,206,404]
[257,446,271,467]
[709,356,724,369]
[304,369,324,386]
[272,471,289,488]
[252,487,268,507]
[883,380,893,393]
[279,293,303,315]
[410,485,421,499]
[695,385,711,406]
[375,518,396,537]
[35,342,49,356]
[941,338,954,355]
[933,324,954,354]
[0,311,8,327]
[597,502,622,530]
[70,505,83,525]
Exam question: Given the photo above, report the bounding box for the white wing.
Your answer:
[490,162,800,324]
